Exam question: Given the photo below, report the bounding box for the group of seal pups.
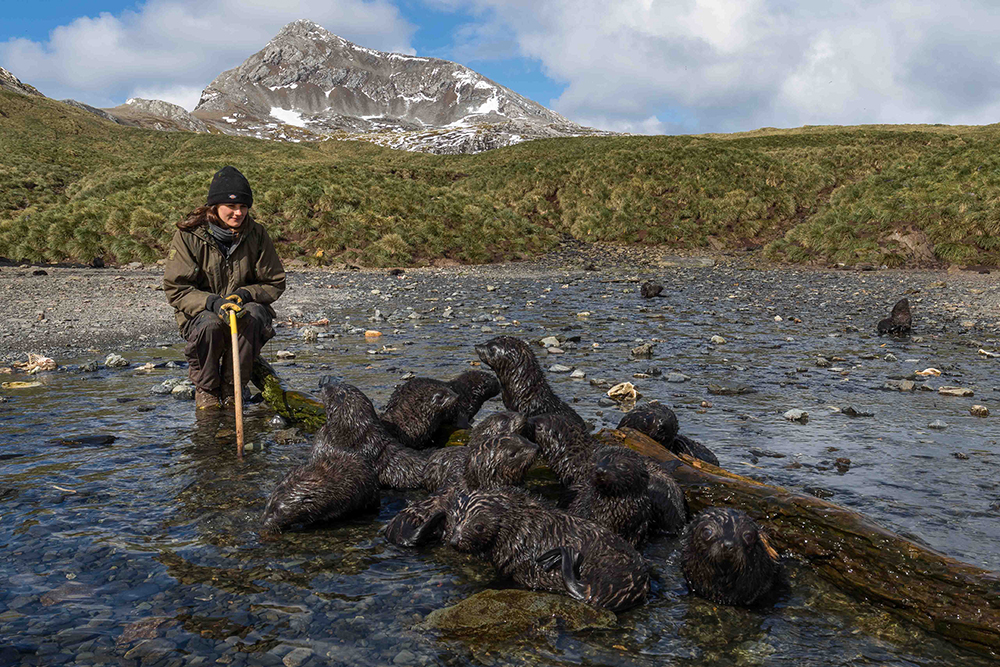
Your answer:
[261,335,783,611]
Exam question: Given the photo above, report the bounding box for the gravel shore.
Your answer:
[2,247,998,366]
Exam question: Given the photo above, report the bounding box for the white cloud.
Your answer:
[0,0,414,109]
[422,0,1000,134]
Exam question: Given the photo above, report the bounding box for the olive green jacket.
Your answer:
[163,216,286,332]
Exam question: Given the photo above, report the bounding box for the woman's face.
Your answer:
[216,203,248,229]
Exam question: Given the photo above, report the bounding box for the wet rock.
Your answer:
[150,378,184,395]
[783,409,809,423]
[710,335,726,345]
[979,349,998,358]
[79,360,99,373]
[171,381,195,400]
[276,350,296,360]
[539,336,560,348]
[928,419,948,430]
[938,386,974,397]
[283,647,314,667]
[270,415,290,428]
[546,346,564,354]
[954,452,970,460]
[570,369,587,379]
[707,383,756,396]
[32,269,48,276]
[301,327,319,342]
[804,486,835,499]
[835,457,852,473]
[631,343,655,358]
[392,650,416,666]
[971,405,990,417]
[666,372,690,383]
[104,353,129,368]
[549,364,573,373]
[749,448,786,459]
[883,380,916,392]
[418,589,616,639]
[842,406,874,418]
[116,617,176,645]
[884,353,898,362]
[815,357,832,368]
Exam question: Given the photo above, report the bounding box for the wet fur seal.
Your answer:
[260,450,380,536]
[385,431,539,547]
[532,413,687,543]
[681,507,782,607]
[380,378,461,449]
[474,336,587,434]
[313,382,426,490]
[448,488,650,612]
[618,402,720,466]
[877,298,912,336]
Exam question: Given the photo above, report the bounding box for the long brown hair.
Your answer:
[177,205,253,231]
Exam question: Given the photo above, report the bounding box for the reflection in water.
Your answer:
[0,267,997,666]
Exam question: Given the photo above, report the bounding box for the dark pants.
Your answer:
[183,303,274,395]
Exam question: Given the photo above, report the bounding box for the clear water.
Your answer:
[1,267,998,666]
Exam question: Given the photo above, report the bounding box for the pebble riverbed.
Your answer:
[1,254,999,666]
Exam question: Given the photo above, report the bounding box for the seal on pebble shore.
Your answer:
[447,370,502,425]
[260,449,380,536]
[312,382,426,490]
[421,411,531,494]
[448,488,650,612]
[681,506,782,607]
[877,298,912,336]
[474,336,587,434]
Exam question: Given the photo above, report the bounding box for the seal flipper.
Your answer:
[536,546,587,603]
[385,508,447,547]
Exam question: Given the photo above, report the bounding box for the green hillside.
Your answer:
[2,89,999,268]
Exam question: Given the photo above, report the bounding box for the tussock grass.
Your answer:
[2,90,998,267]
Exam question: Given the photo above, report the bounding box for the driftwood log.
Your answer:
[252,361,1000,656]
[600,427,1000,658]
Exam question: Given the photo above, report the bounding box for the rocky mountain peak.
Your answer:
[189,19,604,152]
[0,66,45,97]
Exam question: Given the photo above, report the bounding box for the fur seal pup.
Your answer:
[533,413,687,543]
[448,489,650,612]
[474,336,587,433]
[681,507,782,607]
[260,450,380,536]
[877,298,912,336]
[422,411,531,494]
[640,281,663,299]
[385,433,539,547]
[617,402,719,466]
[379,378,461,449]
[447,370,502,425]
[313,382,426,490]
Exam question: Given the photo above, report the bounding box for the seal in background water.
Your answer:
[448,488,650,612]
[681,507,782,606]
[474,336,587,434]
[877,298,912,336]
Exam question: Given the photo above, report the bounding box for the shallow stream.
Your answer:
[2,267,998,666]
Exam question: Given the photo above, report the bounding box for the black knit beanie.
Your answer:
[206,166,253,207]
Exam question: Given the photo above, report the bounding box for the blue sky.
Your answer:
[4,1,1000,135]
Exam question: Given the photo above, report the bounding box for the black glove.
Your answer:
[206,294,225,315]
[225,288,253,304]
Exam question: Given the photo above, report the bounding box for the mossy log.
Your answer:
[599,427,1000,657]
[251,359,325,431]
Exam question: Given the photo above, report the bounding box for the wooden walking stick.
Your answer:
[229,311,244,458]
